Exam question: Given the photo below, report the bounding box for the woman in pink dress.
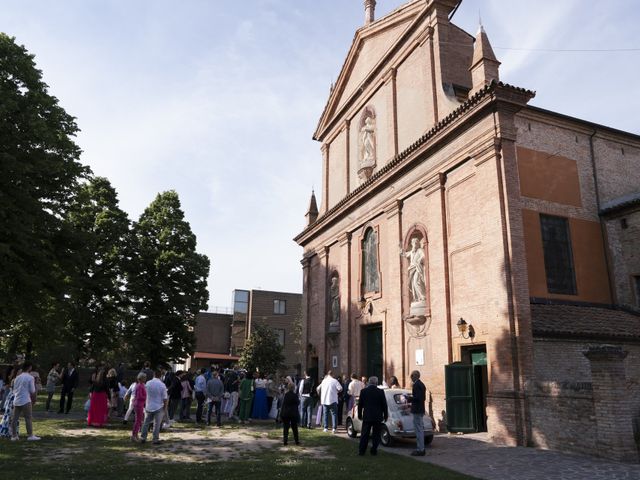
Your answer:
[131,372,147,441]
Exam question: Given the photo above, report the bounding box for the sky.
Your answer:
[2,0,639,309]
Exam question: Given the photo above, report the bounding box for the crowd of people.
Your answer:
[1,358,428,455]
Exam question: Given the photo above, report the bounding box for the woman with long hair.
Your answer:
[87,366,109,427]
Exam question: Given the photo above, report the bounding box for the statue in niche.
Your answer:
[329,276,340,326]
[358,110,376,182]
[401,236,427,317]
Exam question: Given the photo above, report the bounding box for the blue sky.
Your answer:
[2,0,639,308]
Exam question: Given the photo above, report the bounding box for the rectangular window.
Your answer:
[273,328,285,347]
[540,214,577,295]
[233,290,249,314]
[634,276,640,307]
[273,299,286,315]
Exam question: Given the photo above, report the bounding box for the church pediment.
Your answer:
[314,0,427,140]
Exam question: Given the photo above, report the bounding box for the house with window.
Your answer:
[229,289,303,375]
[295,0,640,461]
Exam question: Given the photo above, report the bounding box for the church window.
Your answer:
[540,214,576,295]
[362,227,380,294]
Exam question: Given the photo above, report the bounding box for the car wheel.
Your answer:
[424,434,434,446]
[346,418,357,438]
[380,425,392,447]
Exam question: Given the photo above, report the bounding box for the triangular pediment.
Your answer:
[314,0,428,140]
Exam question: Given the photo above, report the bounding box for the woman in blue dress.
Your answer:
[251,373,269,419]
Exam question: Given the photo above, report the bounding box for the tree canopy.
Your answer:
[238,323,285,375]
[127,191,210,366]
[0,33,88,354]
[0,35,210,367]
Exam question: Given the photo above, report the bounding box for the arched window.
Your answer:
[362,227,380,294]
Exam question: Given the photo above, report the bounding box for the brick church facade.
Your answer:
[295,0,640,461]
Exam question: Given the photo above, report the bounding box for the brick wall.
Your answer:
[248,290,303,373]
[194,312,232,354]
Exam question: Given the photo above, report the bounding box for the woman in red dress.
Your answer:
[87,366,109,427]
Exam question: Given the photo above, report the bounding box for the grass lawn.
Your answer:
[0,414,477,480]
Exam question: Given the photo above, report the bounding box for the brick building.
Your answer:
[229,289,303,374]
[295,0,640,461]
[184,311,239,370]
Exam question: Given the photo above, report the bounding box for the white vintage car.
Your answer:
[345,388,434,447]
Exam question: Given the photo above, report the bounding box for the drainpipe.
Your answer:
[589,130,617,304]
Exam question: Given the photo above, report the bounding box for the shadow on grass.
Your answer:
[0,418,477,480]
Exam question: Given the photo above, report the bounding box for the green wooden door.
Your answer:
[366,325,383,381]
[445,363,477,433]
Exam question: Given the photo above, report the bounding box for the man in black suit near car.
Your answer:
[58,361,79,414]
[357,376,388,456]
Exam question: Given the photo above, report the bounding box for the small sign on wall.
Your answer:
[415,349,424,366]
[332,355,338,368]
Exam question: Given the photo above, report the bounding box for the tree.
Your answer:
[238,323,285,375]
[128,191,209,366]
[0,34,88,357]
[64,176,131,362]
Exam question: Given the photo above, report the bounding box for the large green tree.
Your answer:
[238,323,285,375]
[0,34,87,357]
[64,176,131,362]
[128,191,209,366]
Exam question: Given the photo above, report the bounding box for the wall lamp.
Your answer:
[456,318,475,339]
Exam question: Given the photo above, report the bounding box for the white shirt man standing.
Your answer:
[316,370,342,433]
[11,362,40,441]
[140,370,168,444]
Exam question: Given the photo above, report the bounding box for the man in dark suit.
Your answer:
[410,370,427,456]
[357,376,388,456]
[58,361,79,414]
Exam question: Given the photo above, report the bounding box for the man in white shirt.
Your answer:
[11,362,40,441]
[140,370,168,444]
[316,370,342,433]
[347,373,365,412]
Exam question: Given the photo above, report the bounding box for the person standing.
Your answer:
[357,376,388,456]
[280,382,300,446]
[10,362,40,441]
[224,370,239,421]
[140,370,168,444]
[130,372,147,441]
[167,371,182,422]
[347,373,365,412]
[238,372,253,424]
[87,366,109,427]
[409,370,427,456]
[251,373,268,420]
[45,362,61,412]
[194,368,207,424]
[58,361,78,414]
[298,371,315,429]
[179,372,193,420]
[316,370,342,433]
[206,371,224,427]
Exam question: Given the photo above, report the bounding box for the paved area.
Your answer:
[350,431,640,480]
